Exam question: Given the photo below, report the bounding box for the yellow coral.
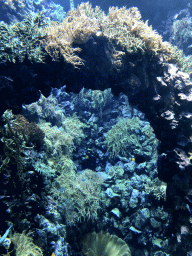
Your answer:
[42,3,175,66]
[11,231,43,256]
[42,2,100,67]
[104,6,173,57]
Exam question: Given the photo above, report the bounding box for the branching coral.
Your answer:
[42,3,175,68]
[51,167,104,224]
[38,115,86,156]
[105,117,158,159]
[11,231,43,256]
[42,2,100,67]
[102,18,146,55]
[0,12,46,63]
[145,177,167,201]
[103,6,173,58]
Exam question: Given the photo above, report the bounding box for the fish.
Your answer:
[57,187,66,192]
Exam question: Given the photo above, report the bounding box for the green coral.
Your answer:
[77,88,113,118]
[38,114,86,157]
[51,166,104,224]
[169,46,192,77]
[11,231,43,256]
[105,116,158,159]
[170,17,192,49]
[102,18,146,55]
[0,12,46,63]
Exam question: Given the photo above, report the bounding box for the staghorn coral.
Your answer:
[105,116,158,159]
[65,3,100,45]
[40,1,180,71]
[42,3,175,68]
[104,6,173,58]
[11,231,43,256]
[0,12,46,63]
[51,167,104,225]
[42,2,100,67]
[38,115,86,157]
[102,13,146,55]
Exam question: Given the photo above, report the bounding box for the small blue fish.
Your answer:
[57,187,66,192]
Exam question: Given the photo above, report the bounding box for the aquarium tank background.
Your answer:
[0,0,192,256]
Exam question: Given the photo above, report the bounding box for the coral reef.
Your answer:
[0,109,45,182]
[1,110,45,151]
[0,2,192,256]
[145,177,167,201]
[37,114,86,157]
[169,8,192,53]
